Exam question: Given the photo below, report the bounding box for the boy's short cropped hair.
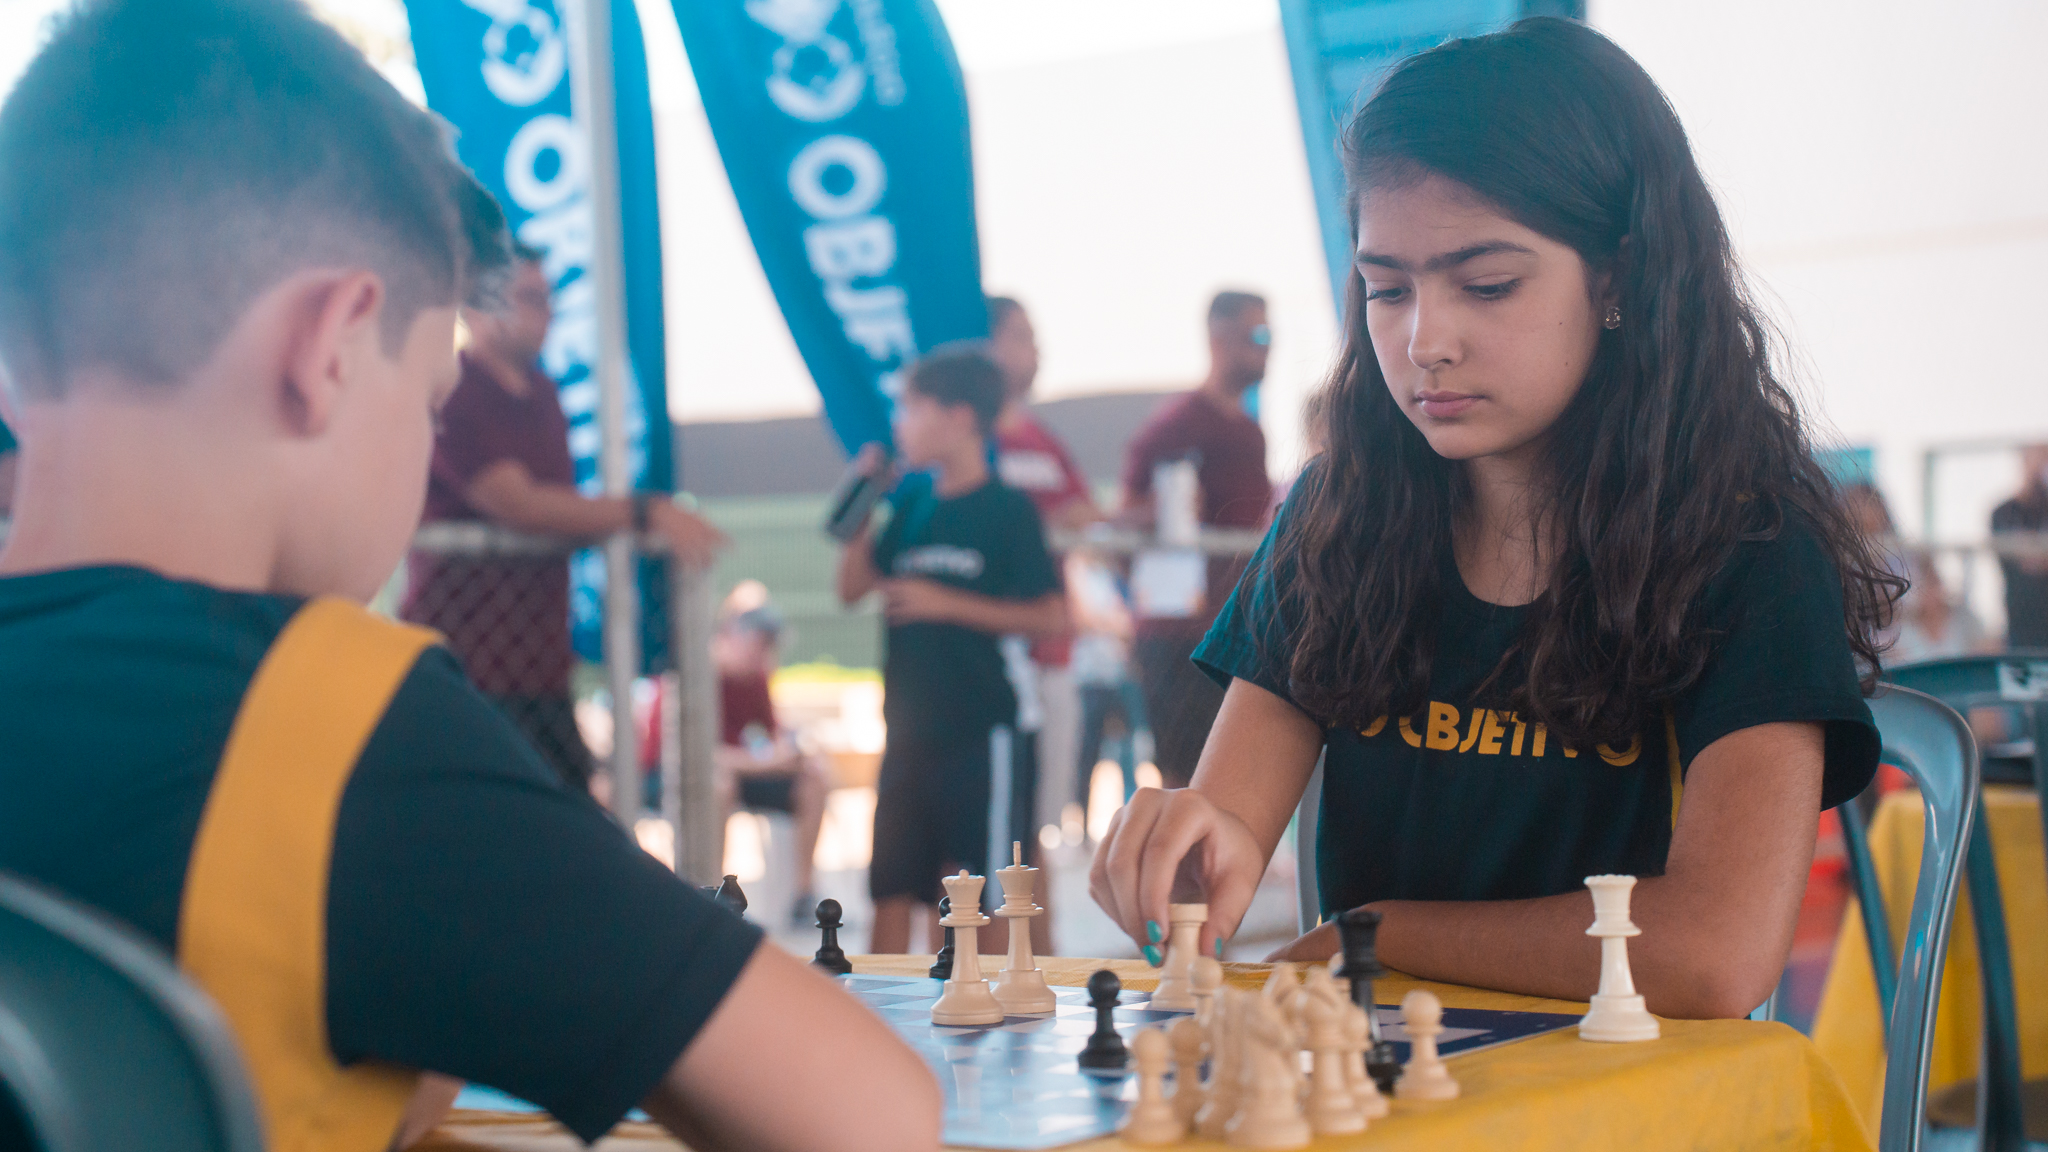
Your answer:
[1207,290,1267,329]
[0,0,510,399]
[905,342,1005,437]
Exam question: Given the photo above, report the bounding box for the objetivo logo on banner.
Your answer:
[747,0,919,401]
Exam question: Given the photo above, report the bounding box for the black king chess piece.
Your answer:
[812,898,853,975]
[927,896,956,979]
[701,874,748,918]
[1076,969,1129,1073]
[1338,907,1400,1093]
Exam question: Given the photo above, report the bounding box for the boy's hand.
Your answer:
[880,578,962,625]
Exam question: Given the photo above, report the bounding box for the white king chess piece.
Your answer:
[1149,902,1207,1011]
[931,871,1005,1026]
[991,842,1056,1014]
[1578,874,1660,1042]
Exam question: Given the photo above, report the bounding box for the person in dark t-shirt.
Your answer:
[836,344,1067,955]
[1117,290,1272,785]
[1991,443,2048,648]
[404,248,722,789]
[1088,21,1899,1021]
[0,6,938,1150]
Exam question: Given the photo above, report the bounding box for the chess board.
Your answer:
[839,973,1582,1150]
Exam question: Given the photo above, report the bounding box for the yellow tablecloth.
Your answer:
[1811,785,2048,1135]
[423,955,1870,1151]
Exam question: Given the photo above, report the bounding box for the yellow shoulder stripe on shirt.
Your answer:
[178,598,438,1152]
[1665,706,1684,830]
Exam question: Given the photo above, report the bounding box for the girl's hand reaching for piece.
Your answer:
[1088,787,1268,964]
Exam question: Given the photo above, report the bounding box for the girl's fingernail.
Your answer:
[1214,938,1225,958]
[1145,921,1163,944]
[1143,945,1162,966]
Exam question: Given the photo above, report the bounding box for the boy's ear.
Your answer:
[277,270,385,438]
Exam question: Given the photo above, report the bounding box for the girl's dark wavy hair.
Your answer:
[1275,17,1902,747]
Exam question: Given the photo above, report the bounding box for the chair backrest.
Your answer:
[1861,685,1982,1152]
[0,873,265,1152]
[1294,752,1325,935]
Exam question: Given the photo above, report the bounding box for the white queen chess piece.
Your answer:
[1578,874,1660,1042]
[930,871,1005,1026]
[990,843,1056,1014]
[1149,902,1207,1011]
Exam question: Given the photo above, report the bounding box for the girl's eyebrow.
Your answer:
[1355,241,1538,273]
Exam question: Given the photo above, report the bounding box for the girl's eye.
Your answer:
[1364,285,1408,303]
[1466,279,1519,300]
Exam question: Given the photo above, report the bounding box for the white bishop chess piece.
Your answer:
[1301,966,1367,1136]
[1578,874,1660,1042]
[990,843,1056,1014]
[930,871,1004,1026]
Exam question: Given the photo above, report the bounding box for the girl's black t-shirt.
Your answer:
[1193,483,1880,916]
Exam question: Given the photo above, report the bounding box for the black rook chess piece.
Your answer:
[812,898,853,975]
[701,874,748,918]
[1076,969,1129,1073]
[1338,907,1400,1093]
[928,896,956,979]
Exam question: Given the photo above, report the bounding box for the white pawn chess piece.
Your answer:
[1168,1016,1207,1125]
[1194,988,1243,1141]
[930,872,1004,1026]
[1122,1027,1187,1145]
[1394,990,1459,1101]
[1150,902,1207,1011]
[1191,956,1224,1031]
[1579,874,1661,1042]
[1227,987,1311,1149]
[1301,967,1366,1135]
[990,843,1056,1014]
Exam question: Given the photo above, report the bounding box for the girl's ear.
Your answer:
[1593,236,1634,315]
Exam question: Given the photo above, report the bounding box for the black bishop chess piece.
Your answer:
[928,896,956,979]
[701,874,748,918]
[1076,969,1129,1073]
[811,898,853,975]
[1338,907,1400,1093]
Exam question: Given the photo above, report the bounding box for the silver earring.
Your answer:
[1602,306,1622,330]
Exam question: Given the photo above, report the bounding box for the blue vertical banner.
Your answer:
[671,0,987,455]
[404,0,672,663]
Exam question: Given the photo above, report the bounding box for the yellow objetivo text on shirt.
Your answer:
[1363,704,1643,766]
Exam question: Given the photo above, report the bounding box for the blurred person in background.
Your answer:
[1842,482,1989,665]
[711,603,829,925]
[988,295,1096,881]
[405,245,723,790]
[1992,443,2048,649]
[1117,290,1273,786]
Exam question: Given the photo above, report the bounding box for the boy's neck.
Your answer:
[931,441,990,499]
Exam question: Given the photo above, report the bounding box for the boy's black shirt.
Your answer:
[0,566,762,1143]
[871,473,1061,746]
[1195,475,1880,915]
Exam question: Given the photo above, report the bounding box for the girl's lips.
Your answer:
[1416,392,1480,419]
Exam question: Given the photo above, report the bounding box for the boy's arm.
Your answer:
[881,582,1069,639]
[836,523,880,606]
[641,943,943,1152]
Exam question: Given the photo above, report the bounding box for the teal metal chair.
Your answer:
[0,873,265,1152]
[1871,654,2048,1152]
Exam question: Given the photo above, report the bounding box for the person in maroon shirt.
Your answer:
[711,605,828,924]
[1117,290,1273,785]
[405,247,723,789]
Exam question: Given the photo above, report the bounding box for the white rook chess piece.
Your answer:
[1578,874,1660,1042]
[990,843,1056,1014]
[930,871,1004,1026]
[1394,990,1458,1101]
[1121,1027,1187,1145]
[1149,902,1207,1011]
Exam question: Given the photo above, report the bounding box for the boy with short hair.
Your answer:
[835,345,1069,953]
[0,3,938,1150]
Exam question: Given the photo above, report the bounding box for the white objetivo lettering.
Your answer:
[895,546,984,581]
[460,0,567,107]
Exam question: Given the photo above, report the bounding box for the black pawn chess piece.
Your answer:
[701,874,748,918]
[1338,907,1400,1093]
[812,898,853,975]
[1076,969,1129,1072]
[928,896,956,979]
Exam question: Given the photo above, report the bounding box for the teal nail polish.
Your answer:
[1143,944,1162,966]
[1145,920,1163,945]
[1214,939,1225,958]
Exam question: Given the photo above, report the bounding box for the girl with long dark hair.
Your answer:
[1089,18,1900,1017]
